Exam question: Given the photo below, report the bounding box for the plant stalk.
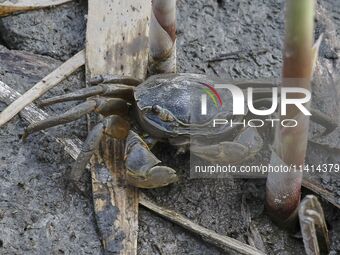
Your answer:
[148,0,176,74]
[0,0,73,17]
[266,0,316,227]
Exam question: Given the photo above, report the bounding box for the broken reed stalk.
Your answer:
[0,50,85,128]
[299,195,330,254]
[139,195,265,255]
[148,0,176,74]
[0,0,73,17]
[266,0,315,227]
[302,179,340,210]
[86,0,151,254]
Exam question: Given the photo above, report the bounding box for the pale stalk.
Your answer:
[148,0,176,74]
[266,0,315,227]
[0,50,85,127]
[86,0,150,253]
[0,0,73,17]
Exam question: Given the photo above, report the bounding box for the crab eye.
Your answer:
[150,104,175,122]
[152,104,161,114]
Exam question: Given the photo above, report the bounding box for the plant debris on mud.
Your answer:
[0,0,339,254]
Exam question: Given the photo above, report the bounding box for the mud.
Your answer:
[0,1,86,61]
[0,0,339,254]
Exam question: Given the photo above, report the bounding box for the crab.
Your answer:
[23,73,336,189]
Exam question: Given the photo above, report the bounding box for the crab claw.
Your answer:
[127,165,178,189]
[125,131,178,188]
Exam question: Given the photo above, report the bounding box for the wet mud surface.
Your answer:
[0,0,339,254]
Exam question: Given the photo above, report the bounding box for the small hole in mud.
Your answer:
[0,240,3,248]
[17,182,25,189]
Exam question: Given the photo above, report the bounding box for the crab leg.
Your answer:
[67,122,104,192]
[89,74,142,86]
[309,109,338,135]
[23,98,128,139]
[191,141,250,164]
[191,127,263,164]
[38,84,134,106]
[68,116,129,191]
[125,131,178,188]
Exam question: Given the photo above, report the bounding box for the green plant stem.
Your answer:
[266,0,315,227]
